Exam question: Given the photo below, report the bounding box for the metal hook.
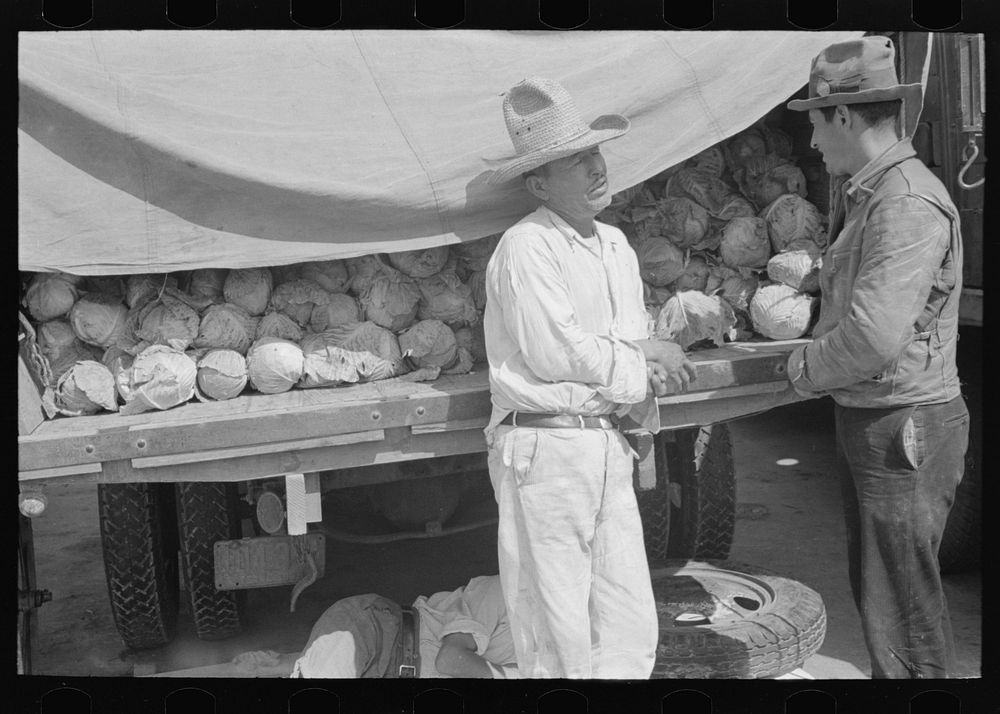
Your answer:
[957,137,985,190]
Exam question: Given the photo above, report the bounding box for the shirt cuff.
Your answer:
[597,339,648,405]
[786,345,818,397]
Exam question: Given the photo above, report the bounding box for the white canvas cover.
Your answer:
[18,30,862,275]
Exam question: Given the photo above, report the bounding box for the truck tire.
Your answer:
[175,482,246,641]
[939,434,981,574]
[98,483,180,649]
[638,425,736,563]
[651,559,826,679]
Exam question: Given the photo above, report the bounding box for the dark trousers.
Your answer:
[834,395,969,678]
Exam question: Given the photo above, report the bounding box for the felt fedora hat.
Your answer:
[787,36,922,112]
[486,76,630,185]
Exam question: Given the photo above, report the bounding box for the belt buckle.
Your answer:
[398,663,417,678]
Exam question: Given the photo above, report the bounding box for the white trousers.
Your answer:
[487,425,658,679]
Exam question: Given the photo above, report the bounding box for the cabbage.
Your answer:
[346,255,385,296]
[643,281,674,308]
[195,303,257,354]
[125,274,178,310]
[749,283,817,340]
[323,321,406,381]
[135,293,201,351]
[271,263,303,285]
[187,269,228,301]
[762,194,825,252]
[454,322,487,363]
[719,217,771,269]
[450,235,500,272]
[359,271,422,331]
[224,268,273,316]
[255,311,303,342]
[118,345,198,414]
[654,291,737,349]
[725,128,768,171]
[310,293,362,332]
[84,275,127,299]
[270,278,331,326]
[37,319,104,386]
[467,270,487,310]
[739,155,808,210]
[298,333,363,388]
[658,197,709,249]
[399,319,460,370]
[416,271,479,328]
[636,237,687,287]
[666,168,733,215]
[387,246,451,279]
[101,345,135,381]
[69,293,130,348]
[761,123,794,159]
[704,265,737,295]
[686,145,726,177]
[246,337,304,394]
[672,254,713,292]
[766,239,823,293]
[54,360,119,416]
[38,318,81,357]
[196,349,249,401]
[717,272,760,313]
[299,260,350,294]
[712,195,757,222]
[25,273,82,321]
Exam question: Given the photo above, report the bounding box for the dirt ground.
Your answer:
[22,397,981,681]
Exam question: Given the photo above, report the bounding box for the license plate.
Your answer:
[214,534,325,590]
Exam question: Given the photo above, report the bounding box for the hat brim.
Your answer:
[485,114,630,185]
[787,83,923,111]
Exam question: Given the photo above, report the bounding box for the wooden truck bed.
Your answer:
[18,340,809,486]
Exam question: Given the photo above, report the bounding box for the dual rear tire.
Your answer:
[98,481,246,650]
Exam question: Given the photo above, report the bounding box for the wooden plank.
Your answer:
[18,353,46,436]
[658,386,812,430]
[19,462,104,483]
[659,381,787,406]
[18,378,493,473]
[86,428,490,484]
[18,341,806,474]
[129,430,385,469]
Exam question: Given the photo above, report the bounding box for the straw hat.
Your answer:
[787,36,922,112]
[486,76,630,185]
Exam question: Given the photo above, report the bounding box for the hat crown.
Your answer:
[502,77,591,155]
[809,36,901,97]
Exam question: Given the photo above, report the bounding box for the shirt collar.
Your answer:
[540,205,618,252]
[844,138,917,203]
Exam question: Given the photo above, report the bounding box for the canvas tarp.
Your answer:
[18,30,862,276]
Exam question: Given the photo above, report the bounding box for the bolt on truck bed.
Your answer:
[18,340,809,488]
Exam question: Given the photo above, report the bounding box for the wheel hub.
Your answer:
[651,564,775,626]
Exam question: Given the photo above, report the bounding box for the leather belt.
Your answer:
[398,606,419,678]
[500,411,618,430]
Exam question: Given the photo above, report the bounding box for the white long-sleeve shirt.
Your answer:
[483,205,654,437]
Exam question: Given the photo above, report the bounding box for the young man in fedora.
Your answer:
[785,36,968,678]
[482,76,696,678]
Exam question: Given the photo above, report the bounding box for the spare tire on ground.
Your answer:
[651,559,826,679]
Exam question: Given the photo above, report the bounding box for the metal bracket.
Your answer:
[957,135,985,190]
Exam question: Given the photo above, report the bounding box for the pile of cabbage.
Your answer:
[598,118,826,347]
[18,118,828,418]
[19,247,492,417]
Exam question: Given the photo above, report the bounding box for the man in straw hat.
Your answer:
[785,36,968,678]
[481,76,696,678]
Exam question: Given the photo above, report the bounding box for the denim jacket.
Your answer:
[786,138,963,408]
